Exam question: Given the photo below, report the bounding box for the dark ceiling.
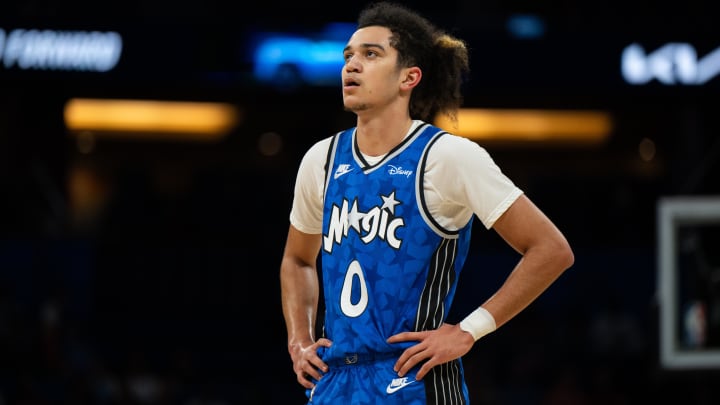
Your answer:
[0,0,718,248]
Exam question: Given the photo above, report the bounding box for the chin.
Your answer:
[343,101,367,113]
[342,101,356,112]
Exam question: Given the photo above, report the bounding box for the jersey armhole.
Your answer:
[322,132,340,199]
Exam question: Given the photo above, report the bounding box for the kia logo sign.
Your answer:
[622,42,720,85]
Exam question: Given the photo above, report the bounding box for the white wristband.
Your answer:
[459,307,496,341]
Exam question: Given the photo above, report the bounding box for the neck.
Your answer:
[355,111,414,157]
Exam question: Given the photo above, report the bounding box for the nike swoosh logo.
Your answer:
[333,168,353,179]
[386,377,415,394]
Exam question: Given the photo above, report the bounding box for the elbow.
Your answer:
[539,233,574,274]
[557,240,575,272]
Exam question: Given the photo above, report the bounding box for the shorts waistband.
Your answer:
[325,351,401,367]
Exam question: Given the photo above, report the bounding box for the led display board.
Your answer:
[0,27,122,72]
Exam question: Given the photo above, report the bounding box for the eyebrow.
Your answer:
[343,43,386,53]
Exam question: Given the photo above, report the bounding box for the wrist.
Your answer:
[459,306,496,341]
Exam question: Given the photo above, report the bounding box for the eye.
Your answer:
[343,52,353,62]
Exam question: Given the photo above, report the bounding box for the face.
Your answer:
[341,26,404,114]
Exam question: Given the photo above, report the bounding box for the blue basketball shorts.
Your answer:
[305,352,469,405]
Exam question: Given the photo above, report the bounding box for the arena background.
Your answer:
[1,0,719,403]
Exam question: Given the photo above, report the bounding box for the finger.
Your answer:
[316,338,333,347]
[297,373,315,389]
[393,345,416,372]
[387,331,420,343]
[303,362,326,381]
[309,339,332,372]
[398,350,436,379]
[395,345,428,376]
[310,357,329,373]
[415,360,434,380]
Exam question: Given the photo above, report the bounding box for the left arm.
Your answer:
[479,194,575,328]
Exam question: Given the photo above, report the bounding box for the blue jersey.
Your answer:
[315,122,473,404]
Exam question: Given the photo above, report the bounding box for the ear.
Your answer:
[400,66,422,90]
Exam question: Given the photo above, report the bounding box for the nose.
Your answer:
[344,55,361,72]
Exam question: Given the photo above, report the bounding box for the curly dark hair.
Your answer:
[357,1,470,124]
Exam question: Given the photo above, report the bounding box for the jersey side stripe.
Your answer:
[426,360,466,404]
[416,238,458,331]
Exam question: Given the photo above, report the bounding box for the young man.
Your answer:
[280,2,574,404]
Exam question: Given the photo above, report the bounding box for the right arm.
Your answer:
[280,136,334,388]
[280,225,329,388]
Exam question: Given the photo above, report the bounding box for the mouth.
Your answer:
[343,78,359,88]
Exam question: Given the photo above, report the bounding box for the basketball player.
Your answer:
[279,2,575,404]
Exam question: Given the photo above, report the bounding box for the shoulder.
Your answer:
[297,135,337,175]
[428,131,493,165]
[304,135,335,162]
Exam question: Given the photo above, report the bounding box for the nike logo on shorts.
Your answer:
[386,377,415,394]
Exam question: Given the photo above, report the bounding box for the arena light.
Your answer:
[64,98,241,141]
[434,108,612,145]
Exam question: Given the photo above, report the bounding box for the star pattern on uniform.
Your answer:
[348,199,363,232]
[381,191,401,215]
